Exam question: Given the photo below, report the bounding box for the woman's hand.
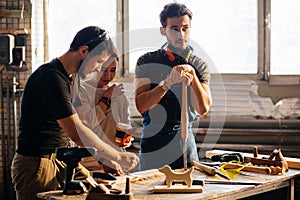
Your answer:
[119,127,136,148]
[103,83,124,99]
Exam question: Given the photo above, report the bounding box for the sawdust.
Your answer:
[131,173,165,183]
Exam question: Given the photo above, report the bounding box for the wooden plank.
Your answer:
[36,190,86,199]
[153,185,203,193]
[37,167,300,200]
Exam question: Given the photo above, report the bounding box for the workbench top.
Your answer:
[37,167,300,200]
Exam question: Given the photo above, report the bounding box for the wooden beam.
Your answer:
[0,29,29,35]
[0,9,30,18]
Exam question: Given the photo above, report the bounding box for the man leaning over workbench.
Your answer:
[11,26,139,200]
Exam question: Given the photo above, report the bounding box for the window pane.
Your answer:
[48,0,116,63]
[271,0,300,75]
[129,0,257,74]
[128,0,167,73]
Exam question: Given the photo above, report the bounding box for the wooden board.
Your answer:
[36,190,87,199]
[37,168,300,199]
[206,149,300,169]
[153,185,203,193]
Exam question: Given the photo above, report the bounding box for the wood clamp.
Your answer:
[250,148,288,174]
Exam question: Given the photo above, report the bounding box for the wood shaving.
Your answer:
[131,173,165,183]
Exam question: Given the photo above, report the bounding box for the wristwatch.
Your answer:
[100,96,111,108]
[159,80,169,91]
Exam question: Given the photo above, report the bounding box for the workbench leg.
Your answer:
[290,178,294,200]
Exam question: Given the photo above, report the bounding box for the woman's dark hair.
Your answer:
[159,3,193,28]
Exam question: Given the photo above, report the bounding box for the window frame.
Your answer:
[116,0,300,85]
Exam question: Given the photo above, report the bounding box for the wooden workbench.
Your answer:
[37,166,300,200]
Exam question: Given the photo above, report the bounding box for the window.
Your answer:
[128,0,257,74]
[48,0,116,62]
[271,0,300,75]
[128,0,167,73]
[47,0,300,80]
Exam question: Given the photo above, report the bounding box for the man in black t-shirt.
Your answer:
[135,3,212,170]
[11,26,139,200]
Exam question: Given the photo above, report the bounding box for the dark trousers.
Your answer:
[139,125,199,171]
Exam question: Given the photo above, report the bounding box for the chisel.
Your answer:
[191,160,231,180]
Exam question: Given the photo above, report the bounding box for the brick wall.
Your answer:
[0,0,45,199]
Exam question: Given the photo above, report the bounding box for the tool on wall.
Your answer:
[0,33,27,152]
[0,33,27,198]
[0,30,27,200]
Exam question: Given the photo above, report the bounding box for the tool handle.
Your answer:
[191,160,216,176]
[222,163,271,174]
[181,84,188,170]
[181,84,188,142]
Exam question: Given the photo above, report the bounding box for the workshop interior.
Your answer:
[1,0,300,199]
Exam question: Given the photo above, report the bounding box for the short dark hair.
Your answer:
[70,26,111,51]
[159,3,193,28]
[69,26,115,60]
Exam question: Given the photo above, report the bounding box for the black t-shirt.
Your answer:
[135,48,210,128]
[17,58,75,156]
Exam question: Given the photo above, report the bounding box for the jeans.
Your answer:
[139,124,199,171]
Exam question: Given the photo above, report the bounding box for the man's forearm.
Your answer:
[78,123,121,161]
[58,114,121,162]
[136,85,167,114]
[190,77,212,115]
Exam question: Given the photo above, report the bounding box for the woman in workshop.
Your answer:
[76,47,135,174]
[11,26,139,200]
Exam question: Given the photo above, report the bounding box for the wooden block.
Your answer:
[153,185,203,193]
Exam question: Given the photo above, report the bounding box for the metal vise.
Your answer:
[56,146,97,194]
